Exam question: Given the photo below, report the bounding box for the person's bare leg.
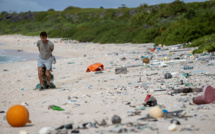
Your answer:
[45,70,51,86]
[38,67,44,87]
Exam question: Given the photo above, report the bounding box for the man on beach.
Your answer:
[37,31,54,91]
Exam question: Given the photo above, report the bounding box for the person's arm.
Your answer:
[51,43,54,52]
[37,41,40,52]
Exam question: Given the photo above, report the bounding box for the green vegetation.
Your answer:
[0,0,215,53]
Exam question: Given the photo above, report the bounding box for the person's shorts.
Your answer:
[37,56,52,70]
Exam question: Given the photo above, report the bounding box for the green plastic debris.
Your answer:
[50,105,64,111]
[185,83,190,86]
[115,124,120,128]
[34,72,56,90]
[68,62,75,64]
[183,73,192,77]
[34,82,56,90]
[135,107,146,110]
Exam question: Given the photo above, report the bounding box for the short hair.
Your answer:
[40,31,47,37]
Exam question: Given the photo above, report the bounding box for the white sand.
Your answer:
[0,35,215,134]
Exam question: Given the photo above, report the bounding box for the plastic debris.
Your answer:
[143,57,150,64]
[112,115,121,124]
[168,124,178,131]
[193,85,215,104]
[19,130,29,134]
[149,106,164,119]
[144,94,157,107]
[48,105,64,111]
[86,63,104,72]
[170,119,181,125]
[56,123,73,130]
[115,67,127,74]
[39,127,57,134]
[137,114,158,122]
[164,110,186,118]
[184,65,194,70]
[165,73,172,79]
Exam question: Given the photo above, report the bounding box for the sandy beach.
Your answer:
[0,35,215,134]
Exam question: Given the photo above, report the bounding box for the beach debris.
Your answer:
[56,123,73,130]
[183,73,192,78]
[159,62,168,67]
[109,127,127,133]
[121,57,127,61]
[163,110,186,118]
[21,102,29,107]
[193,70,204,73]
[19,130,29,134]
[193,85,215,104]
[112,115,121,124]
[86,63,104,72]
[178,97,190,102]
[170,119,181,125]
[152,59,186,65]
[208,60,215,65]
[146,73,158,76]
[163,57,168,61]
[149,106,164,119]
[180,125,199,132]
[71,130,80,133]
[190,55,195,60]
[39,127,57,134]
[168,123,178,131]
[95,119,107,126]
[0,111,5,113]
[164,73,172,79]
[68,62,75,64]
[137,114,158,122]
[142,57,150,64]
[174,88,202,93]
[6,105,31,127]
[115,67,127,74]
[184,65,194,70]
[34,67,56,90]
[3,69,8,71]
[135,106,146,111]
[48,105,64,111]
[144,94,157,107]
[128,110,142,116]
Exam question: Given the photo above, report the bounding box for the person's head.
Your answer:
[40,31,47,43]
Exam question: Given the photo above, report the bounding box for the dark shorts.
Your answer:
[37,56,52,70]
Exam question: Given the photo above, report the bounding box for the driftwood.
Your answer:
[152,59,187,65]
[122,64,144,68]
[115,67,128,74]
[146,73,158,76]
[169,49,192,52]
[173,88,202,93]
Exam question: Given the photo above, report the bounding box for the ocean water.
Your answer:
[0,49,39,64]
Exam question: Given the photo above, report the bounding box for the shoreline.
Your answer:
[0,49,38,64]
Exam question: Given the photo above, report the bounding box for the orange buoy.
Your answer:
[150,48,154,52]
[6,105,31,127]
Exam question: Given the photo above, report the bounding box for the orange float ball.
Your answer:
[6,105,31,127]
